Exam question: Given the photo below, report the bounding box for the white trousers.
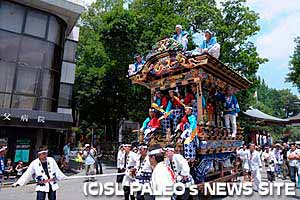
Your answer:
[198,43,220,59]
[208,43,220,59]
[224,114,237,137]
[251,169,261,191]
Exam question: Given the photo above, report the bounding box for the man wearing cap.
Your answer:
[173,24,189,51]
[177,106,198,161]
[83,144,96,182]
[273,143,284,178]
[0,145,8,187]
[248,143,262,192]
[122,143,138,200]
[197,29,220,59]
[140,108,160,144]
[13,145,66,200]
[215,86,240,138]
[287,142,299,183]
[149,144,175,200]
[164,144,192,200]
[133,143,153,200]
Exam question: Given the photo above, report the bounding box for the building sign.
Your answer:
[3,113,11,121]
[0,108,73,129]
[1,113,46,123]
[20,114,29,122]
[37,116,46,123]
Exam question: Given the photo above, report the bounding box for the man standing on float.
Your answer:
[216,86,240,138]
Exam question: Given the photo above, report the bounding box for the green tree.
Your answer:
[75,1,150,142]
[286,37,300,92]
[74,0,268,142]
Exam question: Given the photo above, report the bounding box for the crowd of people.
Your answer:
[117,142,193,200]
[140,85,240,161]
[0,156,28,181]
[237,141,300,190]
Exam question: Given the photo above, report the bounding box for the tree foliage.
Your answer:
[286,37,300,92]
[74,0,270,141]
[256,78,300,118]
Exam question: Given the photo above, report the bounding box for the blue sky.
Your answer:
[244,0,300,95]
[84,0,300,95]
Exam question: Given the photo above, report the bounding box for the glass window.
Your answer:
[12,95,36,110]
[63,40,77,63]
[0,30,21,62]
[24,10,48,38]
[41,70,57,98]
[48,16,62,45]
[40,98,53,111]
[0,1,25,33]
[18,36,47,68]
[15,68,39,95]
[45,43,61,70]
[61,62,75,84]
[0,93,11,108]
[58,84,72,108]
[0,61,16,93]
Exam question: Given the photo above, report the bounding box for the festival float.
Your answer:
[128,37,251,190]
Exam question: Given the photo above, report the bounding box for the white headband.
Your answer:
[148,148,163,156]
[0,146,7,152]
[139,145,148,149]
[164,147,175,151]
[38,150,48,154]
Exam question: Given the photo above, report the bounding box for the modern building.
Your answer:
[0,0,85,163]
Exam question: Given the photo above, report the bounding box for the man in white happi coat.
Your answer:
[261,146,276,182]
[133,143,153,200]
[13,146,66,200]
[164,144,192,200]
[117,144,126,183]
[238,144,250,181]
[248,144,262,192]
[122,143,138,200]
[149,144,175,200]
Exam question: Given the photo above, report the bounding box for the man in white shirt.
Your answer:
[13,145,66,200]
[239,144,250,181]
[164,144,192,200]
[248,144,262,191]
[117,144,125,183]
[261,146,276,182]
[287,142,299,183]
[122,143,138,200]
[83,144,96,182]
[149,144,175,200]
[134,143,153,200]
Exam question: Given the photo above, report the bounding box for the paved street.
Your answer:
[1,166,300,199]
[1,166,123,200]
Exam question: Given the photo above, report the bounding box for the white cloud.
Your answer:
[256,12,300,60]
[247,0,300,94]
[247,0,300,21]
[83,0,96,6]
